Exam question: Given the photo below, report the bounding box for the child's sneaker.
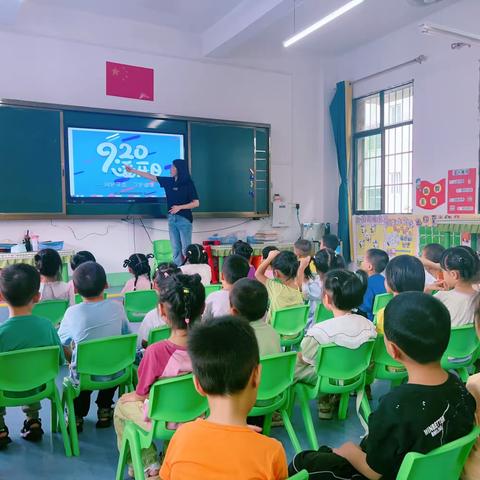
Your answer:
[0,426,12,450]
[127,463,160,478]
[21,418,44,442]
[96,407,113,429]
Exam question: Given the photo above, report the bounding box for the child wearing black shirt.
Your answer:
[289,292,476,480]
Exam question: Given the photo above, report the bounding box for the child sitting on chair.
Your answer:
[160,316,288,479]
[232,240,256,279]
[180,243,212,286]
[58,261,130,432]
[35,248,73,305]
[121,253,154,294]
[289,292,476,480]
[261,245,279,279]
[68,250,96,303]
[0,264,65,449]
[295,269,377,419]
[375,255,425,334]
[203,254,249,320]
[114,274,205,479]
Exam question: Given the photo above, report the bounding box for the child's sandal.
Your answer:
[96,407,113,429]
[20,418,44,442]
[0,426,12,450]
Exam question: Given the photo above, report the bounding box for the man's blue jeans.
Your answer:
[168,214,193,266]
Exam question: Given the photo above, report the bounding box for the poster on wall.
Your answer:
[447,168,477,214]
[355,216,385,260]
[415,178,446,210]
[384,216,417,257]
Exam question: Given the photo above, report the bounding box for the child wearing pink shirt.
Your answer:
[114,273,205,478]
[121,253,154,294]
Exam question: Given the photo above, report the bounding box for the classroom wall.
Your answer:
[0,9,335,272]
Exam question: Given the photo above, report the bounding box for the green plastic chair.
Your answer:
[32,299,69,327]
[441,324,479,382]
[314,303,334,323]
[288,471,309,479]
[124,290,158,323]
[0,346,72,456]
[152,239,173,267]
[294,340,375,450]
[250,352,301,453]
[204,284,222,297]
[147,325,171,345]
[271,305,309,350]
[63,334,137,456]
[116,373,208,480]
[368,333,407,388]
[75,293,107,304]
[372,293,393,316]
[396,426,480,480]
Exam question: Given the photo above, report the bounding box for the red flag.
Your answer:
[106,61,154,101]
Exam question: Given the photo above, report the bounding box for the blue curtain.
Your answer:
[329,81,352,262]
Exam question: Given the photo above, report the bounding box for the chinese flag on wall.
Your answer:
[106,61,154,101]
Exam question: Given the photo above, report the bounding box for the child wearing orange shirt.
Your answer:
[160,315,288,480]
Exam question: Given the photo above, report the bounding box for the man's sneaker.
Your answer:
[21,418,44,442]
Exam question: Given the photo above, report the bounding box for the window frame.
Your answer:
[353,82,414,215]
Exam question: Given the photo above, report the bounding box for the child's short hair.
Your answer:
[422,243,445,263]
[222,254,250,285]
[188,315,259,395]
[262,245,279,260]
[35,248,62,278]
[322,234,340,251]
[384,292,450,364]
[183,244,208,265]
[70,251,96,271]
[385,255,425,293]
[123,253,154,289]
[231,240,253,261]
[159,274,205,329]
[366,248,389,274]
[230,278,268,322]
[154,262,181,289]
[313,248,346,274]
[294,239,313,257]
[324,269,367,311]
[272,251,299,280]
[73,261,107,298]
[440,246,480,281]
[0,263,40,307]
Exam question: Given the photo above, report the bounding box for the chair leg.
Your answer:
[262,412,273,436]
[50,398,57,433]
[64,387,80,456]
[116,435,131,480]
[359,391,372,421]
[459,368,469,383]
[128,432,145,480]
[53,388,72,457]
[280,408,302,454]
[337,393,349,420]
[296,385,319,450]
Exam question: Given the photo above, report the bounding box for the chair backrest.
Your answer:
[396,426,480,480]
[152,240,173,264]
[314,303,334,323]
[148,374,208,437]
[372,333,404,369]
[0,346,59,405]
[148,325,172,345]
[75,292,107,304]
[442,324,479,364]
[271,305,309,336]
[124,290,158,323]
[256,352,297,402]
[32,299,69,326]
[288,470,309,480]
[76,334,137,390]
[204,284,222,297]
[372,293,393,315]
[316,340,375,381]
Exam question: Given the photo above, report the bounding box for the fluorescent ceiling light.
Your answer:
[420,23,480,45]
[283,0,365,48]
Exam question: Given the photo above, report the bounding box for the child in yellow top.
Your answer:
[255,249,304,322]
[376,255,425,334]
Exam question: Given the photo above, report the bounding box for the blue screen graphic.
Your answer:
[67,127,184,199]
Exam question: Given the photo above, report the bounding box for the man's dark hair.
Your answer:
[188,316,259,395]
[222,254,249,285]
[384,292,451,364]
[70,251,96,271]
[73,261,107,299]
[0,264,40,307]
[385,255,425,293]
[322,234,340,251]
[366,248,389,274]
[294,239,313,256]
[422,243,445,264]
[230,278,268,321]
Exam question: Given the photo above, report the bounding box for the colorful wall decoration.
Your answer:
[447,168,477,214]
[415,178,446,210]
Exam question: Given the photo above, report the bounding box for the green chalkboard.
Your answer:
[0,105,63,214]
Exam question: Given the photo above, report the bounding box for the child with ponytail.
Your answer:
[121,253,154,294]
[295,269,377,419]
[114,273,205,478]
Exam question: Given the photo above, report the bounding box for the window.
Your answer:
[354,83,413,214]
